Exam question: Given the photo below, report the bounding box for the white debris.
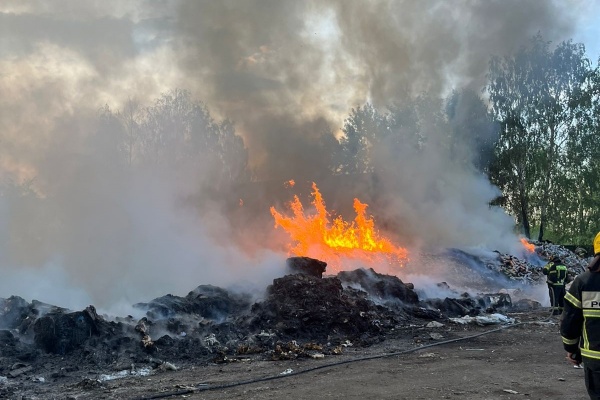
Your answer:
[426,321,445,328]
[280,368,294,375]
[341,340,353,347]
[33,376,45,383]
[309,353,325,359]
[449,313,515,326]
[256,330,276,341]
[503,389,519,394]
[204,333,220,346]
[0,376,7,384]
[159,362,178,371]
[99,367,152,382]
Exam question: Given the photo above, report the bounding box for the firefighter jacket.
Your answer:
[542,262,568,286]
[561,271,600,360]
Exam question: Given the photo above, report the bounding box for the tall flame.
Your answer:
[520,238,535,253]
[270,182,408,272]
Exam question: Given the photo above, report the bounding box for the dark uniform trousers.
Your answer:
[549,284,566,314]
[561,268,600,400]
[585,359,600,400]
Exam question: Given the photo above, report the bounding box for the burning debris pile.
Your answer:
[0,253,551,396]
[270,182,409,272]
[459,240,590,286]
[534,242,589,275]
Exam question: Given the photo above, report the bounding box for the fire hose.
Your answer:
[131,311,557,400]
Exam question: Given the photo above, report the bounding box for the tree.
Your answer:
[133,89,249,187]
[119,98,141,167]
[445,89,499,174]
[557,63,600,243]
[338,104,389,174]
[487,35,592,240]
[93,104,127,169]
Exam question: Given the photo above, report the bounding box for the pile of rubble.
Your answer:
[534,242,589,275]
[490,253,544,283]
[477,241,590,285]
[0,255,542,398]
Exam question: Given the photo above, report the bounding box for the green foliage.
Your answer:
[445,89,499,173]
[487,34,597,242]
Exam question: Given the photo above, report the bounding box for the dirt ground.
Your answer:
[1,309,590,400]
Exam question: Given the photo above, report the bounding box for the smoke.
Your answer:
[0,1,586,309]
[172,0,577,253]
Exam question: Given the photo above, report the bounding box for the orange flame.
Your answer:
[284,179,295,188]
[270,182,408,272]
[520,238,535,253]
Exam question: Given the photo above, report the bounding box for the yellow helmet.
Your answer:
[595,232,600,256]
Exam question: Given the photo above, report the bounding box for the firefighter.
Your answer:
[561,232,600,399]
[543,255,569,315]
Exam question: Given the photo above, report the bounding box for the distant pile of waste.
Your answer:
[534,242,589,275]
[461,241,589,286]
[491,253,544,283]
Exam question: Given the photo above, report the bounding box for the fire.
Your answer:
[520,238,535,253]
[270,182,408,272]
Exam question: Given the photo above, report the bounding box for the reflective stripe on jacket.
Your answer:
[561,271,600,360]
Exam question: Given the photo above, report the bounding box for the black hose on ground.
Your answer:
[132,313,556,400]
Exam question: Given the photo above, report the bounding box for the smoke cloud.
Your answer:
[0,1,587,309]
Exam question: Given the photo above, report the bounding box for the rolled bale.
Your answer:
[286,256,327,278]
[33,306,101,354]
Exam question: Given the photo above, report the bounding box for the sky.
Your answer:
[570,1,600,59]
[0,0,597,311]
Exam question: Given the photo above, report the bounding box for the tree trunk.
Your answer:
[518,166,531,238]
[520,195,531,239]
[538,124,556,242]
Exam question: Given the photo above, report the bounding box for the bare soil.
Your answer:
[2,309,589,400]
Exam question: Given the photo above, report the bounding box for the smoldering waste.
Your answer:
[0,245,584,396]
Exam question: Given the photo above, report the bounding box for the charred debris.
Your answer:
[0,243,588,385]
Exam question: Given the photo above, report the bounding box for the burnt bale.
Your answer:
[477,293,512,311]
[33,306,101,354]
[250,274,399,341]
[422,297,480,318]
[286,257,327,278]
[186,285,250,320]
[0,330,17,346]
[442,297,480,317]
[419,291,513,318]
[337,268,419,304]
[512,298,542,311]
[0,296,67,333]
[0,296,30,329]
[134,285,250,321]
